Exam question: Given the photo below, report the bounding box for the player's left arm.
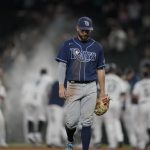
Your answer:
[96,43,106,98]
[97,69,106,98]
[95,69,111,116]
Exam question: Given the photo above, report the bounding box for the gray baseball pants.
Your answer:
[64,81,97,129]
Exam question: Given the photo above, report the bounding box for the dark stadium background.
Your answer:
[0,0,149,147]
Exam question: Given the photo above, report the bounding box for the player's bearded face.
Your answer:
[77,28,91,41]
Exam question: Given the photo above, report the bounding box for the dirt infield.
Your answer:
[0,146,130,150]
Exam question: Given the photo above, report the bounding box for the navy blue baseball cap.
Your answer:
[77,16,93,31]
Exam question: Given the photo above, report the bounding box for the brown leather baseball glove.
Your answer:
[94,95,111,116]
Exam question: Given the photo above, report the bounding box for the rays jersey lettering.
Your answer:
[70,48,96,62]
[56,37,105,81]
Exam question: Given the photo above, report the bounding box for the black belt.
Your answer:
[68,80,95,84]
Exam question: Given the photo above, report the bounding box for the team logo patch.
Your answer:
[75,49,80,55]
[84,21,89,26]
[70,48,96,62]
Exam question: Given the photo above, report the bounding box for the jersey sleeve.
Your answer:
[56,41,68,64]
[97,44,105,69]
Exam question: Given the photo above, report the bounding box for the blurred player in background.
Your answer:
[35,68,53,144]
[22,68,53,145]
[22,77,37,144]
[132,64,150,150]
[92,100,104,149]
[46,81,66,147]
[0,77,7,147]
[102,63,125,150]
[121,67,140,149]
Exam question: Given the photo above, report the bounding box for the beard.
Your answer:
[78,33,90,42]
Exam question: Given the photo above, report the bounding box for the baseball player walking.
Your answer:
[56,16,107,150]
[0,68,7,147]
[22,68,53,145]
[46,81,66,147]
[132,65,150,150]
[93,63,125,150]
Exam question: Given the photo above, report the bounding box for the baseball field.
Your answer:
[0,146,130,150]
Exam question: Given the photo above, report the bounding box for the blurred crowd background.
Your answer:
[0,0,150,147]
[0,0,150,71]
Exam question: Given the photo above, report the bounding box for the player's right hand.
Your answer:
[59,84,66,99]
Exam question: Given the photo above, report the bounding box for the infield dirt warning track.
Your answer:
[0,146,131,150]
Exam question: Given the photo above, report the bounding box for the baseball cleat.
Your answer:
[66,143,73,150]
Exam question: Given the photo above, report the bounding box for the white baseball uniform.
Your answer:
[0,81,7,147]
[92,113,104,146]
[46,81,66,147]
[104,73,125,149]
[21,80,38,143]
[46,105,66,146]
[121,80,138,148]
[132,78,150,149]
[22,74,53,143]
[22,81,37,122]
[93,73,126,149]
[35,74,53,122]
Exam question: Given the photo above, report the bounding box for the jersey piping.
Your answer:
[73,38,83,81]
[84,40,95,80]
[56,58,67,64]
